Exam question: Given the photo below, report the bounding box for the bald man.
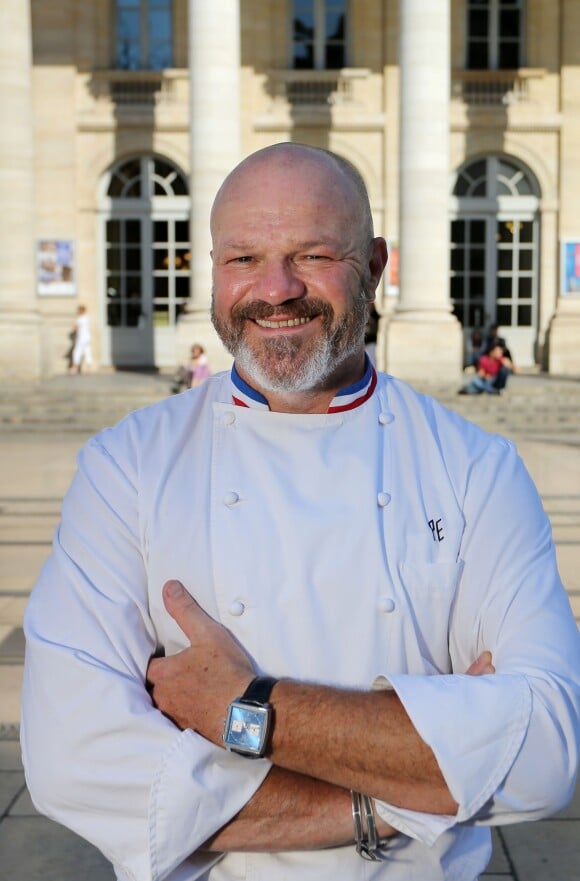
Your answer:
[22,144,580,881]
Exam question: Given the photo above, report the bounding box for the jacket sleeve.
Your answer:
[21,430,270,881]
[374,437,580,844]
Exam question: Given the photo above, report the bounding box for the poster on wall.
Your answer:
[562,240,580,296]
[386,240,399,297]
[36,239,76,296]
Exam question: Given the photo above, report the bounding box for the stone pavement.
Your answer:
[0,368,579,880]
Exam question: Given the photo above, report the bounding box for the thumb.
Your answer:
[162,580,205,639]
[466,651,496,676]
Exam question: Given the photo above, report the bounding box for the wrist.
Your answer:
[223,675,279,758]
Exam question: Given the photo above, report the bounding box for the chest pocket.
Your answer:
[395,559,463,674]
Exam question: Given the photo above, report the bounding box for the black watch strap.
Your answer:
[240,675,278,705]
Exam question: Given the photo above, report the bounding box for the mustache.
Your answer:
[232,299,332,322]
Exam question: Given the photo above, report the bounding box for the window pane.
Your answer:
[470,220,486,242]
[498,249,513,270]
[453,175,470,196]
[125,220,141,243]
[467,42,489,69]
[294,6,314,39]
[519,249,533,271]
[499,41,520,68]
[149,42,172,69]
[470,275,485,297]
[118,9,140,40]
[175,248,189,269]
[107,220,121,242]
[106,248,121,271]
[126,248,141,271]
[497,304,512,325]
[520,222,533,243]
[518,277,532,298]
[175,220,189,243]
[468,302,485,326]
[154,220,168,241]
[517,304,532,325]
[293,43,314,68]
[325,43,345,68]
[125,178,142,198]
[497,277,512,298]
[451,275,464,298]
[451,248,465,271]
[470,248,485,271]
[326,10,345,40]
[497,222,513,243]
[154,277,168,297]
[150,10,171,41]
[154,248,169,270]
[176,277,190,298]
[472,180,487,196]
[500,9,520,38]
[468,9,489,37]
[170,174,188,196]
[451,220,465,243]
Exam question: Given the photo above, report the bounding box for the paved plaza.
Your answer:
[0,369,579,880]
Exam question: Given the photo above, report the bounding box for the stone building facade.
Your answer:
[1,0,580,381]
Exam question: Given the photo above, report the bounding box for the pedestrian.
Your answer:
[188,342,212,387]
[459,340,515,395]
[69,304,93,374]
[21,143,580,881]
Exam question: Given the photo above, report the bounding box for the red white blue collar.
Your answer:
[231,356,377,413]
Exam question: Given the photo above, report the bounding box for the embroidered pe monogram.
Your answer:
[428,518,445,542]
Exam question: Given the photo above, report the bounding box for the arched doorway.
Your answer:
[450,155,540,367]
[99,155,190,368]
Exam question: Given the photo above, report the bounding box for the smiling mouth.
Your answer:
[254,316,313,329]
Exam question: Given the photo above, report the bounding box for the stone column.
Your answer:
[0,0,44,380]
[178,0,241,370]
[384,0,462,383]
[548,0,580,375]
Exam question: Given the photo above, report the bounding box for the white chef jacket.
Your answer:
[21,368,580,881]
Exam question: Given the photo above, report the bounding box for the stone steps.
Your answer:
[1,371,579,440]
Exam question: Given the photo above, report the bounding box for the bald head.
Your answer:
[210,143,375,248]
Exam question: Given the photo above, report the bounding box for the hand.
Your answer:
[147,580,255,743]
[466,651,495,676]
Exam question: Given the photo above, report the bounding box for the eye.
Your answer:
[230,255,254,264]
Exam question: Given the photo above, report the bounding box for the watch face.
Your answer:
[223,701,270,756]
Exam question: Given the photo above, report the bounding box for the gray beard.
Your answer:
[212,289,370,394]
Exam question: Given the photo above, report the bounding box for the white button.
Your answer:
[378,597,396,614]
[377,492,391,507]
[223,411,236,426]
[378,412,394,425]
[228,600,245,616]
[223,491,240,507]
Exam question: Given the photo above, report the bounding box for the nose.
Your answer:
[255,259,306,304]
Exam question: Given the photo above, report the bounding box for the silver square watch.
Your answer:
[223,675,278,758]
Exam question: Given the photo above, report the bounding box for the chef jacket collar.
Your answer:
[231,355,377,413]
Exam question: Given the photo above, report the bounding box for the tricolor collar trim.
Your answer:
[231,356,377,413]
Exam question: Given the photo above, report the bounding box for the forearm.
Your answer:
[202,766,396,852]
[267,680,458,816]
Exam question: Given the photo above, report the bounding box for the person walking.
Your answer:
[69,304,93,374]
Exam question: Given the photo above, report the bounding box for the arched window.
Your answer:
[107,156,188,198]
[101,156,190,368]
[450,156,540,364]
[453,157,535,199]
